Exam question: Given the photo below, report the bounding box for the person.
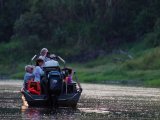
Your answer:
[33,58,44,82]
[39,48,51,62]
[24,59,43,95]
[23,65,34,89]
[64,68,73,84]
[39,48,58,62]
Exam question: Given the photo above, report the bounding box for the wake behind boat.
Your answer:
[21,55,82,108]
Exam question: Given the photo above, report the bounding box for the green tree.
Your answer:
[0,0,30,42]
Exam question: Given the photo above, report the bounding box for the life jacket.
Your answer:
[27,80,41,95]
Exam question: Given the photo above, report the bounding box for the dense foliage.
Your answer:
[1,0,160,86]
[1,0,160,61]
[0,0,30,42]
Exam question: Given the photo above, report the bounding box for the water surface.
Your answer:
[0,80,160,120]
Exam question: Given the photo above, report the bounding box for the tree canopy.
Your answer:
[1,0,160,61]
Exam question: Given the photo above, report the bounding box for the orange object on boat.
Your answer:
[27,80,41,95]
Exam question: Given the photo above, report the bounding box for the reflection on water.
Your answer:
[0,80,160,119]
[21,106,82,120]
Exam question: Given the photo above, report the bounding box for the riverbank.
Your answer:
[70,47,160,87]
[1,47,160,88]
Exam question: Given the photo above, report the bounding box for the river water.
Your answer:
[0,80,160,120]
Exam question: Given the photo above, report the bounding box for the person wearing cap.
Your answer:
[24,65,34,89]
[33,58,44,82]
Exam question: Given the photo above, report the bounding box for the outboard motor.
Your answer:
[48,71,62,95]
[43,59,62,95]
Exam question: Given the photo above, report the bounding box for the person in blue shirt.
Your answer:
[33,58,44,82]
[24,65,34,89]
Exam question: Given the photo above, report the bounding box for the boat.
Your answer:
[21,55,82,108]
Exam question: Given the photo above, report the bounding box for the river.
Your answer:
[0,80,160,120]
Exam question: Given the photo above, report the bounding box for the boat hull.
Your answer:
[21,89,81,108]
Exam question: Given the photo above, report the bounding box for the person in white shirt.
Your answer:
[39,48,51,62]
[33,58,44,82]
[39,48,58,62]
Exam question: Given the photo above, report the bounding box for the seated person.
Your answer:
[33,58,44,82]
[64,68,73,84]
[23,65,34,89]
[27,81,41,95]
